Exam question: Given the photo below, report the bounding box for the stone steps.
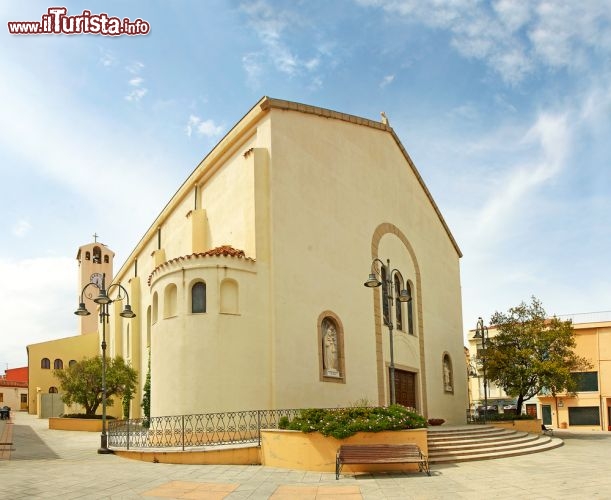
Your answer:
[427,426,563,463]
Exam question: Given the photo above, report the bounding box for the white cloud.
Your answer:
[186,115,224,139]
[242,52,264,87]
[380,74,395,88]
[240,0,329,83]
[0,256,75,368]
[99,49,115,67]
[475,112,570,233]
[355,0,611,84]
[124,62,148,102]
[12,219,31,238]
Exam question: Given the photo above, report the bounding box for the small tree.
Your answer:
[485,297,590,414]
[54,355,138,416]
[141,348,151,426]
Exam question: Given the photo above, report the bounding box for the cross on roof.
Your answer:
[93,232,99,243]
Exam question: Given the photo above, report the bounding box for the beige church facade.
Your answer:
[98,97,468,423]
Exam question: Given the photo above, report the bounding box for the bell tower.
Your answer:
[76,234,115,335]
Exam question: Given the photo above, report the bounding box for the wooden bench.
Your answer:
[335,443,430,479]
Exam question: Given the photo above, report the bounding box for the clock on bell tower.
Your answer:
[76,234,115,335]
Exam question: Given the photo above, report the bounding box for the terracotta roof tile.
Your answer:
[148,245,254,286]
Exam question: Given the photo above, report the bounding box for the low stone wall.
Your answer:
[260,428,428,473]
[490,419,542,433]
[49,417,104,432]
[114,445,260,465]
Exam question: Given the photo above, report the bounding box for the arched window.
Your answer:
[85,251,91,261]
[104,255,109,263]
[146,306,151,347]
[220,279,238,314]
[93,246,101,263]
[164,284,177,318]
[68,360,77,367]
[152,292,158,324]
[443,353,453,393]
[191,282,206,313]
[41,358,50,369]
[53,359,63,369]
[406,281,414,335]
[380,266,390,326]
[49,387,58,393]
[394,273,403,331]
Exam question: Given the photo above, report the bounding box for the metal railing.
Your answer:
[107,408,301,450]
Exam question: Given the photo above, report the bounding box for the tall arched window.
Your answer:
[220,279,238,314]
[93,246,101,263]
[146,306,151,347]
[152,292,158,324]
[394,274,403,331]
[41,358,50,369]
[191,282,206,313]
[53,359,63,369]
[406,281,414,335]
[164,284,177,318]
[69,360,77,367]
[85,251,91,261]
[380,266,390,326]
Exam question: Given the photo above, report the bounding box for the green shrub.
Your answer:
[282,405,426,439]
[61,413,116,420]
[484,413,535,421]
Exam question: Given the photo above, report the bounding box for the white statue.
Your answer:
[323,324,339,374]
[443,357,452,391]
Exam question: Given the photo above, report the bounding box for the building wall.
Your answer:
[266,108,466,422]
[27,334,98,416]
[539,321,611,430]
[0,382,27,411]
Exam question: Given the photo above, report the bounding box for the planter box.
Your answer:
[490,419,542,434]
[260,428,428,473]
[49,417,104,432]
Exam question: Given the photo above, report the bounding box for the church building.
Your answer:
[102,97,468,423]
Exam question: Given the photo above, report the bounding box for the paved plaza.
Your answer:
[1,411,611,499]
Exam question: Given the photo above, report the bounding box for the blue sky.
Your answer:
[1,1,610,371]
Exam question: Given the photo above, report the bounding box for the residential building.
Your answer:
[0,367,28,412]
[467,311,611,430]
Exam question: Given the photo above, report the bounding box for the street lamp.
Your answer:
[473,316,489,424]
[364,258,411,405]
[75,273,136,454]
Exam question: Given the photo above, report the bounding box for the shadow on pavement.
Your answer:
[10,425,59,460]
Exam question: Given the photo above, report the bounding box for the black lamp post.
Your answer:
[473,316,489,424]
[364,258,411,405]
[75,273,136,454]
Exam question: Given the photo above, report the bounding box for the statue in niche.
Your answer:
[322,321,340,377]
[443,356,453,392]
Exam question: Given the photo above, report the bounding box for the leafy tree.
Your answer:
[484,297,590,415]
[54,355,138,416]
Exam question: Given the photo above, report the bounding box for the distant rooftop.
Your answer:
[555,311,611,324]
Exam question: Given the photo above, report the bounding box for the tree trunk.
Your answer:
[516,394,525,415]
